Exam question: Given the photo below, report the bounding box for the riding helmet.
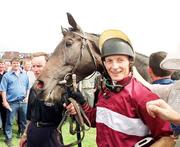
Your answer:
[99,29,135,61]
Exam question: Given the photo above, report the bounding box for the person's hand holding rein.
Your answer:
[146,99,180,125]
[64,90,86,115]
[70,90,86,105]
[64,103,77,115]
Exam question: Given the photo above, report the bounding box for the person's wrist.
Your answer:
[22,132,27,138]
[79,99,86,105]
[173,113,180,125]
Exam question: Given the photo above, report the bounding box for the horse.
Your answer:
[34,12,179,102]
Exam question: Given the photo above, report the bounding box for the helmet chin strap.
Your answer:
[102,75,132,99]
[104,77,124,93]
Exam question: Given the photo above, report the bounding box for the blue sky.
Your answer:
[0,0,180,55]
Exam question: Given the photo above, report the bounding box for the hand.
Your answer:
[146,99,180,124]
[70,90,86,105]
[2,101,12,111]
[19,134,27,147]
[23,97,28,103]
[64,103,77,115]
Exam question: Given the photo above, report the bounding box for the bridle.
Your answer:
[71,31,98,74]
[58,30,99,86]
[57,30,100,147]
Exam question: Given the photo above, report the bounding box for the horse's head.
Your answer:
[34,13,180,103]
[34,13,102,102]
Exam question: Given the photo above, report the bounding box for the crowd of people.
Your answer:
[0,28,180,147]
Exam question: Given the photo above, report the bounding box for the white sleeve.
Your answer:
[149,84,172,102]
[133,66,178,104]
[167,80,180,112]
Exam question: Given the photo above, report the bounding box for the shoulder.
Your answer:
[130,77,151,91]
[1,72,13,81]
[129,77,159,102]
[3,71,12,77]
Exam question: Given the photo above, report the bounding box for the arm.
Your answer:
[24,89,30,103]
[19,121,30,147]
[135,87,172,139]
[66,90,97,127]
[2,91,11,111]
[146,99,180,125]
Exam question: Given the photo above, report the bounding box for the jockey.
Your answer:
[67,29,172,147]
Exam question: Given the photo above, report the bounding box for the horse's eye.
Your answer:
[65,41,72,47]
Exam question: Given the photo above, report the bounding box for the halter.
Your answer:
[71,31,98,74]
[56,30,98,146]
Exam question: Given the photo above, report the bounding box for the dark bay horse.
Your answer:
[34,13,179,102]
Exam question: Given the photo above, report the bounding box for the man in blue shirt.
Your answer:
[0,57,30,147]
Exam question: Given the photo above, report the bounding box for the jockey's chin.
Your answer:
[110,73,128,81]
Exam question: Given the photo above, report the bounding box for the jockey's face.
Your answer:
[104,55,130,81]
[32,56,46,78]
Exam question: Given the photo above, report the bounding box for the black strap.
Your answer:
[33,121,56,127]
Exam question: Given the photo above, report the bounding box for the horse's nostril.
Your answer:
[36,80,44,90]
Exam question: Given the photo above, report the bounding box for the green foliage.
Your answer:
[61,122,97,147]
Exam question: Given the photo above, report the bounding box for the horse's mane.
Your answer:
[135,52,149,67]
[89,33,100,37]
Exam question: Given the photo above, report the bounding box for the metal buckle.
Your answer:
[134,137,154,147]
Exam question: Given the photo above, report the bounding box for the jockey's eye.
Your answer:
[65,40,73,48]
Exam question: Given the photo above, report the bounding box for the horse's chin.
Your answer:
[44,86,65,103]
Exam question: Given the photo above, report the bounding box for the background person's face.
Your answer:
[24,61,32,71]
[32,56,46,78]
[11,61,20,71]
[0,62,5,72]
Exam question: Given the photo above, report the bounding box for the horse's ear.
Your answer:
[67,12,81,31]
[61,26,67,36]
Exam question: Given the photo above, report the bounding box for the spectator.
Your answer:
[0,57,30,147]
[148,51,174,85]
[4,61,11,72]
[15,58,35,138]
[148,51,180,137]
[20,52,65,147]
[0,59,7,135]
[23,58,36,88]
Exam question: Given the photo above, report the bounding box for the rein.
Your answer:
[58,98,91,147]
[56,30,97,146]
[58,73,91,147]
